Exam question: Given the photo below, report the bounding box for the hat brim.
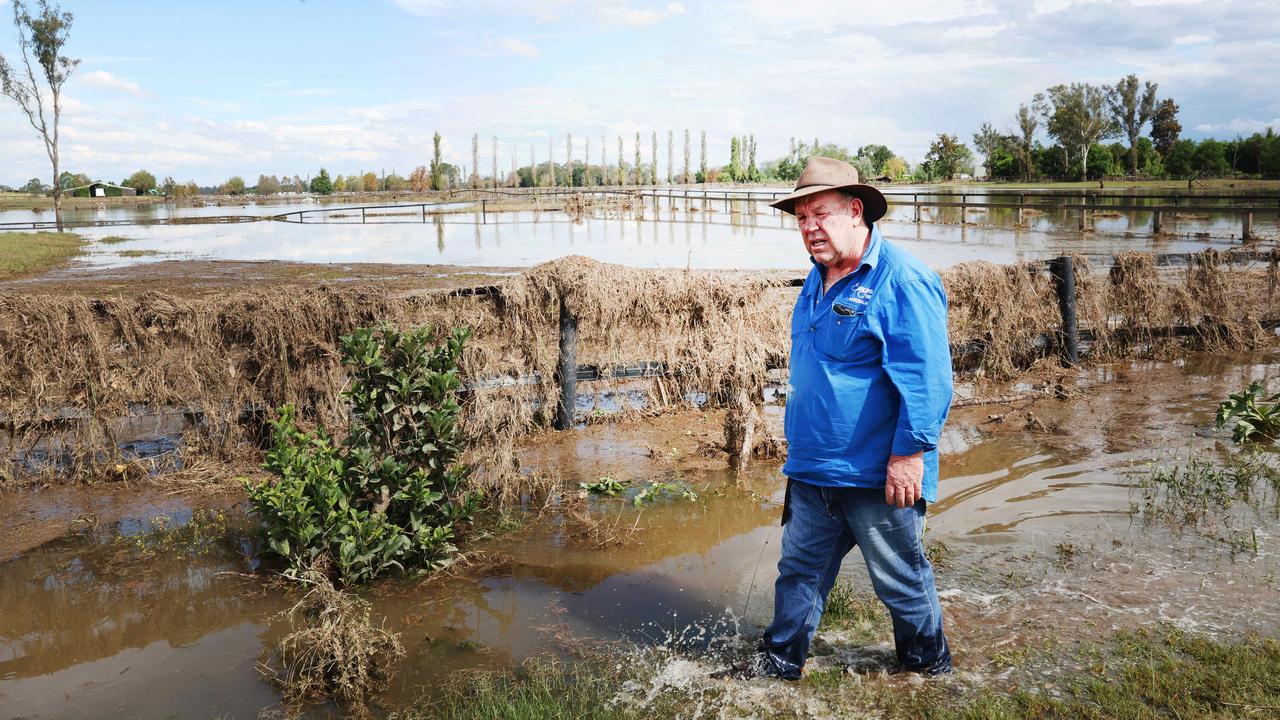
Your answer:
[768,183,888,223]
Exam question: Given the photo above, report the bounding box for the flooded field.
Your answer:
[4,189,1276,275]
[2,350,1278,718]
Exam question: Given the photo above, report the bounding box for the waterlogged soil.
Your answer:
[2,352,1280,718]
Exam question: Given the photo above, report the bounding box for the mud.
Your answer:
[2,349,1279,717]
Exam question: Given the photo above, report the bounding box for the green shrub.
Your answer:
[1215,381,1280,443]
[245,324,477,584]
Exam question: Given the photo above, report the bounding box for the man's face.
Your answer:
[793,190,864,267]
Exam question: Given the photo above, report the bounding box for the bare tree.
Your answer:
[0,0,78,225]
[491,136,498,188]
[682,129,691,184]
[617,135,624,185]
[1107,74,1158,176]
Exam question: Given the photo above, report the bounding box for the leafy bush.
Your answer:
[1215,381,1280,443]
[245,324,477,584]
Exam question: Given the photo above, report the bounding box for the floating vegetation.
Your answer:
[97,235,131,245]
[1215,381,1280,443]
[580,476,627,496]
[258,569,404,707]
[632,480,698,506]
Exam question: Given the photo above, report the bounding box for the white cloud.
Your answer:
[499,37,541,58]
[944,22,1013,40]
[1173,33,1213,44]
[1194,118,1280,134]
[76,70,148,98]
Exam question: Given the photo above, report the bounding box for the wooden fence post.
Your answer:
[1243,212,1253,241]
[1049,256,1079,366]
[554,297,579,430]
[1153,209,1163,234]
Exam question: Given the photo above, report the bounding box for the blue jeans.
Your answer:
[760,480,951,676]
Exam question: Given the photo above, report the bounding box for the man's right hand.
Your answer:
[885,452,924,508]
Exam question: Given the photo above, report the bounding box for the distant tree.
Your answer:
[256,174,281,195]
[220,176,246,195]
[1163,138,1197,177]
[920,133,975,180]
[617,135,624,185]
[308,168,333,195]
[666,130,673,184]
[856,144,893,175]
[470,134,479,188]
[384,172,407,192]
[882,156,908,181]
[1193,138,1230,176]
[699,130,707,183]
[566,133,573,186]
[0,0,78,223]
[58,170,88,189]
[492,136,498,189]
[124,169,157,194]
[682,129,690,184]
[971,123,1004,179]
[19,177,45,194]
[1149,98,1181,159]
[728,137,741,182]
[747,134,760,182]
[599,134,606,187]
[1260,130,1280,177]
[1015,96,1045,180]
[362,171,378,192]
[1107,74,1158,176]
[430,132,445,191]
[409,165,429,192]
[583,136,591,187]
[1043,82,1119,181]
[650,130,658,185]
[548,136,555,187]
[632,132,641,185]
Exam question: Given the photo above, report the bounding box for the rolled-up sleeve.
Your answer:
[879,276,952,456]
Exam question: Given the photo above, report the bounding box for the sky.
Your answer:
[1,0,1277,186]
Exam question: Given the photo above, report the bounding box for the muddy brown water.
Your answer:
[2,352,1279,718]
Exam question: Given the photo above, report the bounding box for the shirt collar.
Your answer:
[807,222,883,272]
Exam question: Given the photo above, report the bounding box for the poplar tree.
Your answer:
[491,136,498,188]
[728,137,742,182]
[548,135,555,187]
[617,135,624,185]
[566,132,573,186]
[431,132,444,191]
[601,134,607,186]
[471,134,479,188]
[634,132,642,186]
[650,130,658,185]
[510,144,516,188]
[530,143,536,187]
[667,130,674,184]
[682,129,690,184]
[748,134,759,181]
[699,130,707,182]
[585,136,592,187]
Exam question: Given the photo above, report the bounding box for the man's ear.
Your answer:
[850,197,865,223]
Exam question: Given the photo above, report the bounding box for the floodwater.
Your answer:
[2,351,1279,718]
[3,191,1276,274]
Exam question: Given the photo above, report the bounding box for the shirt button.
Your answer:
[809,325,815,332]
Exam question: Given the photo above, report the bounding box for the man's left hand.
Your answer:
[885,452,924,508]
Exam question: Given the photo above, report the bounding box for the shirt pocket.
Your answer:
[816,302,867,361]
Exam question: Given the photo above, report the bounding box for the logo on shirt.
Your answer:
[849,283,874,305]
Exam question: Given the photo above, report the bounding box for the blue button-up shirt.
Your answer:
[782,226,952,502]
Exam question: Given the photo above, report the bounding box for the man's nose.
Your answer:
[798,216,819,231]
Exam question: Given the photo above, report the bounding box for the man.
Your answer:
[758,156,953,679]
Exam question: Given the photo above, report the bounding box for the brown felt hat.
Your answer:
[768,156,888,223]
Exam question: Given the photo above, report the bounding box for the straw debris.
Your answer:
[259,569,404,706]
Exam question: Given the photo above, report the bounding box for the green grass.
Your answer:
[116,249,162,258]
[98,235,131,245]
[0,231,85,279]
[394,629,1280,719]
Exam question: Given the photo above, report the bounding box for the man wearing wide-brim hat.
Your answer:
[756,156,953,678]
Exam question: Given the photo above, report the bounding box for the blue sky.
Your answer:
[1,0,1277,186]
